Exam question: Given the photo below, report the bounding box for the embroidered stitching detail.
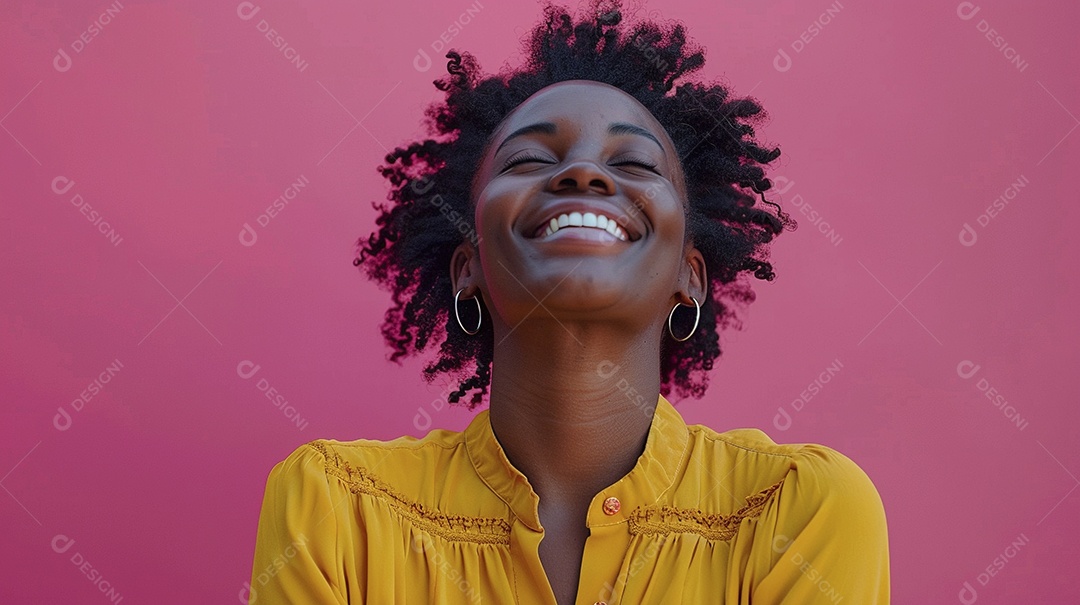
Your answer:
[626,480,784,541]
[309,441,512,545]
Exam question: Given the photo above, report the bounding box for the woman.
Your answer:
[249,4,889,603]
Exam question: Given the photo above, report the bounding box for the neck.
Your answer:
[487,319,661,507]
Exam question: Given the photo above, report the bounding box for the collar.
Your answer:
[464,394,690,532]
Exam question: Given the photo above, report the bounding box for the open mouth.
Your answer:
[537,211,628,241]
[527,207,644,243]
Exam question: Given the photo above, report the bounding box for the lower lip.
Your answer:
[531,226,629,244]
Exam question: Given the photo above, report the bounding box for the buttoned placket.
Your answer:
[465,395,691,604]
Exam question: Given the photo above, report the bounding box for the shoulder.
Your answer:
[700,424,882,488]
[687,423,887,523]
[262,426,472,502]
[704,430,891,599]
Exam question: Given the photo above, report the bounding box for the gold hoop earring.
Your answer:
[667,296,700,342]
[454,288,482,335]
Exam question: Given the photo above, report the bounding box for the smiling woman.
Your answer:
[249,2,889,604]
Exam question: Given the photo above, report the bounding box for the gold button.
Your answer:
[602,496,621,515]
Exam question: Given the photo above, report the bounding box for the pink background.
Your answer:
[2,0,1078,602]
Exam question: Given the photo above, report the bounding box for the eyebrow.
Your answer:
[493,121,665,155]
[607,122,664,151]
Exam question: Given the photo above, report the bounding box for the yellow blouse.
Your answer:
[248,395,889,604]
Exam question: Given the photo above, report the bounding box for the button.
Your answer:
[602,496,621,515]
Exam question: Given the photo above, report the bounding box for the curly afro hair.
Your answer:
[354,1,796,408]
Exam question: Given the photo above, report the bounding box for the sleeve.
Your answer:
[246,441,349,605]
[751,444,890,604]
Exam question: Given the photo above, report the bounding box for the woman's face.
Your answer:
[456,80,705,337]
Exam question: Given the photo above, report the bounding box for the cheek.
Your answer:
[472,191,502,238]
[637,187,687,240]
[473,177,532,236]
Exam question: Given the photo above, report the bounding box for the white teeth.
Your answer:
[539,211,629,241]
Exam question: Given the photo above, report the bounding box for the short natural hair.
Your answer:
[354,2,796,408]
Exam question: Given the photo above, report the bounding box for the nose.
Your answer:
[546,159,616,195]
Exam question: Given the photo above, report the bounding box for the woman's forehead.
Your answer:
[492,80,665,143]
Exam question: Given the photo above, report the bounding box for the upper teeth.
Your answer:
[543,212,628,241]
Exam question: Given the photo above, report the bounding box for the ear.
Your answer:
[450,241,480,298]
[678,244,708,306]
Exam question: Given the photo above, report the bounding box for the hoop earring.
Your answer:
[454,288,482,335]
[667,296,700,342]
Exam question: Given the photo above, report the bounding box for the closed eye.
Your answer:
[500,153,660,174]
[500,152,554,172]
[610,158,660,174]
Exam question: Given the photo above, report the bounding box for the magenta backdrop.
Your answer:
[2,0,1078,602]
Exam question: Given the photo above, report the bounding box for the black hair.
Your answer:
[354,1,796,408]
